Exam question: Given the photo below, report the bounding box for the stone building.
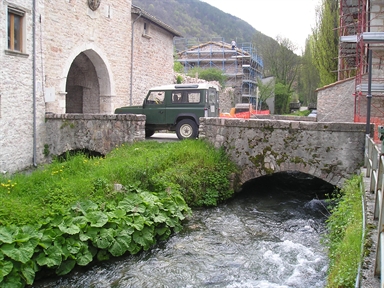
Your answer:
[317,0,384,141]
[174,39,264,112]
[0,0,181,173]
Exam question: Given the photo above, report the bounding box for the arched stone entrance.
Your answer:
[65,49,112,113]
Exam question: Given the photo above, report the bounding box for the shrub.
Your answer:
[187,67,226,87]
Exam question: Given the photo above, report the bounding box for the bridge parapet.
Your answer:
[200,118,371,187]
[45,113,145,157]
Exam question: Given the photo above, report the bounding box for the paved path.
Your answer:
[147,132,179,142]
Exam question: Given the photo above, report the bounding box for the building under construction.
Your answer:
[174,37,263,108]
[339,0,384,131]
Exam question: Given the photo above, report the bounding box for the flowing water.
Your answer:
[32,172,334,288]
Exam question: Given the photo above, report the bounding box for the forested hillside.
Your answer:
[132,0,272,45]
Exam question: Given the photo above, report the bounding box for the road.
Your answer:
[147,132,179,142]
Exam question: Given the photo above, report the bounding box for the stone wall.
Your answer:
[316,78,355,123]
[0,0,39,174]
[199,117,369,187]
[45,114,145,157]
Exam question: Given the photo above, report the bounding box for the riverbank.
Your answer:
[0,140,239,287]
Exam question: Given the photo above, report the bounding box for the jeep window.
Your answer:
[171,91,201,104]
[209,89,216,102]
[187,91,200,103]
[147,91,164,104]
[172,92,182,103]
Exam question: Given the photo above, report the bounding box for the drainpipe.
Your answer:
[32,0,37,167]
[366,49,372,136]
[130,8,142,106]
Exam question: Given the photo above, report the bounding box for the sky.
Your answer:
[201,0,322,54]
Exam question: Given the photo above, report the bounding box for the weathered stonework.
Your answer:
[0,0,37,174]
[199,117,370,187]
[0,0,179,174]
[45,114,145,157]
[316,78,355,123]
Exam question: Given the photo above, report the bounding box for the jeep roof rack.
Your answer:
[149,83,219,91]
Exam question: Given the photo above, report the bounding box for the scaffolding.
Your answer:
[174,37,263,107]
[339,0,384,138]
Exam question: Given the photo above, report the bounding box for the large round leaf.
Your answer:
[56,259,76,276]
[36,245,62,268]
[1,242,34,264]
[0,259,13,282]
[85,211,108,227]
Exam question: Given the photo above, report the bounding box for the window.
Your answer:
[187,91,200,103]
[142,22,151,39]
[147,91,164,104]
[7,7,24,52]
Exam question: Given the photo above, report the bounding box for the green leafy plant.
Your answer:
[174,62,184,73]
[176,75,183,84]
[0,140,239,287]
[324,175,364,287]
[43,144,50,157]
[187,67,226,87]
[0,188,191,287]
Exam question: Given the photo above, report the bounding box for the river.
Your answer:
[32,171,334,288]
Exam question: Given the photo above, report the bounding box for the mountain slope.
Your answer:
[132,0,272,44]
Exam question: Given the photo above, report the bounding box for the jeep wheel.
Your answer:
[176,119,198,140]
[145,129,155,138]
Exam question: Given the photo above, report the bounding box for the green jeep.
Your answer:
[115,83,220,140]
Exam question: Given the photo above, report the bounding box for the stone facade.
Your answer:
[0,0,37,174]
[130,8,178,105]
[0,0,180,174]
[316,78,355,123]
[199,117,369,187]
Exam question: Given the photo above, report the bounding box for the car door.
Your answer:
[144,91,166,124]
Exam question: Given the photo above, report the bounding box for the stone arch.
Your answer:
[60,45,115,113]
[240,163,346,188]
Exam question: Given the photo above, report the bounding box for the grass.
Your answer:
[289,109,312,117]
[324,175,365,287]
[0,139,239,226]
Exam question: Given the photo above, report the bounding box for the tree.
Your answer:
[274,82,290,114]
[257,36,300,92]
[298,37,320,105]
[257,78,275,110]
[311,0,339,86]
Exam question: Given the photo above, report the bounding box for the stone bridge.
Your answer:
[199,118,369,187]
[45,114,369,187]
[45,113,145,156]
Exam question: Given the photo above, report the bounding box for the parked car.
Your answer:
[115,83,220,140]
[308,110,317,117]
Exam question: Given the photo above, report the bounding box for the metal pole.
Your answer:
[32,0,37,167]
[366,49,372,135]
[130,9,142,106]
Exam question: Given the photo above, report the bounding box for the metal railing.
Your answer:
[364,134,384,284]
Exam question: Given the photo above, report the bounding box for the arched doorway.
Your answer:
[65,49,112,114]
